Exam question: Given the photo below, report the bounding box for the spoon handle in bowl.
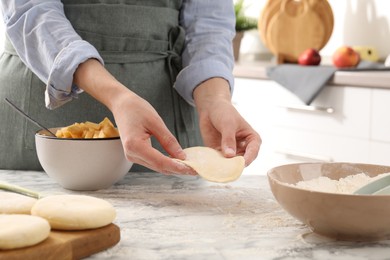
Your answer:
[4,98,56,137]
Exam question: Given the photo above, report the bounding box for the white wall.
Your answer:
[240,0,390,60]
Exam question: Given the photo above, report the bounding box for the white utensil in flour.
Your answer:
[354,174,390,195]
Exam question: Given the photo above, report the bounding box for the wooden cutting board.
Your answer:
[310,0,334,47]
[266,0,326,62]
[258,0,282,48]
[0,223,120,260]
[259,0,334,63]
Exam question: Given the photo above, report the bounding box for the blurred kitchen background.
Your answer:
[236,0,390,62]
[231,0,390,176]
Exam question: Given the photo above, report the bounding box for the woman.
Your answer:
[0,0,260,174]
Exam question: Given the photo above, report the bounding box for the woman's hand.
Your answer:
[110,90,197,174]
[73,59,195,175]
[193,78,261,166]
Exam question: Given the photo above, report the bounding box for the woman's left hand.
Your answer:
[193,78,261,166]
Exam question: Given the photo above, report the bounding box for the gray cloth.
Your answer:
[266,61,390,105]
[0,0,203,170]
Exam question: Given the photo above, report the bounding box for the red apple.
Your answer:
[332,46,360,68]
[298,48,321,66]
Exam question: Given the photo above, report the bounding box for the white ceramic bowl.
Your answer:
[268,162,390,241]
[35,128,133,191]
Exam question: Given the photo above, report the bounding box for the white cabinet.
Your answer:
[369,88,390,165]
[272,86,371,139]
[371,89,390,143]
[272,127,371,164]
[233,77,389,176]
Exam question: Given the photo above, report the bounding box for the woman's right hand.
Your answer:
[110,89,196,174]
[74,59,195,175]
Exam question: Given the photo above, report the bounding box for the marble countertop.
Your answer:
[234,60,390,89]
[2,170,390,259]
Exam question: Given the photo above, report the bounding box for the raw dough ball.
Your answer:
[31,194,116,230]
[0,214,50,250]
[179,146,245,183]
[0,191,38,214]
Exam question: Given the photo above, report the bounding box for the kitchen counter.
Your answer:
[234,60,390,89]
[2,170,390,259]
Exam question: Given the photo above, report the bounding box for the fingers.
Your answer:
[135,108,188,161]
[125,143,196,175]
[242,136,261,166]
[122,135,195,175]
[212,115,261,166]
[150,123,187,161]
[220,128,237,158]
[221,131,261,166]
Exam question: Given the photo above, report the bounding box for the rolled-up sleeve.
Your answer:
[0,0,103,109]
[176,0,236,106]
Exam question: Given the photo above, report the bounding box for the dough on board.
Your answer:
[178,146,245,183]
[31,194,116,230]
[0,214,51,250]
[0,191,38,214]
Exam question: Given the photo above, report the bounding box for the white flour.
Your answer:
[292,172,390,194]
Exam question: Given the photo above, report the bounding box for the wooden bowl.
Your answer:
[268,162,390,240]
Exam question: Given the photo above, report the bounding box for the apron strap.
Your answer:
[166,26,194,148]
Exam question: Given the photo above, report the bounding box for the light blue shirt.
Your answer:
[0,0,235,109]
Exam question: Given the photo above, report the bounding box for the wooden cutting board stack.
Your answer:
[259,0,334,63]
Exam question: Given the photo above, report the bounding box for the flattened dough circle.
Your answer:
[179,146,245,183]
[0,191,37,214]
[31,194,116,230]
[0,214,50,250]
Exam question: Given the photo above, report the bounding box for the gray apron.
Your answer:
[0,0,202,171]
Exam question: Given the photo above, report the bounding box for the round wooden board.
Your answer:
[258,0,282,49]
[258,0,334,61]
[266,0,326,61]
[313,0,334,46]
